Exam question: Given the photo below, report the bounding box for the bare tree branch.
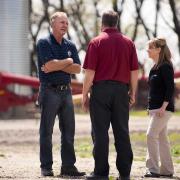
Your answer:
[93,0,100,36]
[168,0,180,53]
[154,0,160,37]
[132,0,151,40]
[113,0,125,31]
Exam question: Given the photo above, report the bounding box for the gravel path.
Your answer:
[0,114,179,180]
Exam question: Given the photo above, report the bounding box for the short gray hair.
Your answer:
[50,11,67,25]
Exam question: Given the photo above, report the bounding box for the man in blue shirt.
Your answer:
[36,11,85,177]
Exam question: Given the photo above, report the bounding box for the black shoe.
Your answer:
[160,174,173,178]
[60,165,86,177]
[144,172,160,178]
[41,168,54,176]
[86,172,109,180]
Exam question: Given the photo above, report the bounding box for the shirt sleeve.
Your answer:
[36,39,54,64]
[71,43,81,65]
[130,44,139,71]
[83,42,98,70]
[160,64,174,102]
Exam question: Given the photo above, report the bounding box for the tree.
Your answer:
[29,0,101,77]
[168,0,180,53]
[29,0,180,77]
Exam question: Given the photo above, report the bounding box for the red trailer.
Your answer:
[0,72,82,112]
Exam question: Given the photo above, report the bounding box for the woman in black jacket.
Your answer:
[144,38,174,178]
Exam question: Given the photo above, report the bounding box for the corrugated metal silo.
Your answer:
[0,0,31,116]
[0,0,30,75]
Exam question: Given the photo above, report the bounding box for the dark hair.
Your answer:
[149,38,173,69]
[102,10,119,27]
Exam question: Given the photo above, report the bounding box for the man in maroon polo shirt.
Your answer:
[82,10,139,180]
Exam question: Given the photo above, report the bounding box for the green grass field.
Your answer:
[75,108,180,116]
[74,132,180,163]
[130,110,180,116]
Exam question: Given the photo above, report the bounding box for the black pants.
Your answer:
[90,81,133,177]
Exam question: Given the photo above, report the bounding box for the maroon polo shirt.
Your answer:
[83,28,139,84]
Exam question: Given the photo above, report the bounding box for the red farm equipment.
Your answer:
[0,72,82,112]
[0,71,180,113]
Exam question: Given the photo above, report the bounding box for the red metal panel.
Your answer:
[0,72,39,88]
[0,71,179,112]
[0,72,83,112]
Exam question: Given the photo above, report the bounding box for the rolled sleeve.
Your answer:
[83,42,98,70]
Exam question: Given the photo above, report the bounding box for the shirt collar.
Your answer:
[50,33,65,45]
[102,27,119,33]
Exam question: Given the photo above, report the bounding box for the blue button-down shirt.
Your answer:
[37,33,81,84]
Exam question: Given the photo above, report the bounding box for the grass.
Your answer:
[130,110,180,116]
[171,145,180,157]
[130,132,146,143]
[133,156,146,162]
[175,159,180,164]
[75,110,180,116]
[130,110,148,117]
[169,132,180,143]
[74,132,180,163]
[74,109,150,116]
[75,137,92,158]
[0,154,5,157]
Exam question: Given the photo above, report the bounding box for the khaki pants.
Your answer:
[146,110,174,175]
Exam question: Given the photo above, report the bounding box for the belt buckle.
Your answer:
[60,85,64,91]
[60,85,67,91]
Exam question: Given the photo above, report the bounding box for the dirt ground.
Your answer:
[0,114,180,180]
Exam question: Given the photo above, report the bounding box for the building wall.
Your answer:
[0,0,30,75]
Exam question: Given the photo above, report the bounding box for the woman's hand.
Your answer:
[156,106,166,117]
[156,101,169,117]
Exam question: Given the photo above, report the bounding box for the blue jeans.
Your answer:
[39,84,76,170]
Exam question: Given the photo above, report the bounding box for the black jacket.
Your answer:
[148,63,174,112]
